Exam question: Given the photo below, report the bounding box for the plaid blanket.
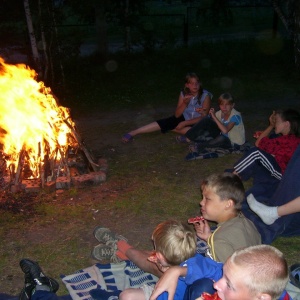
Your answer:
[61,261,158,300]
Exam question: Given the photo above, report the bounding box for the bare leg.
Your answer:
[119,288,147,300]
[173,126,192,135]
[128,122,161,137]
[277,196,300,216]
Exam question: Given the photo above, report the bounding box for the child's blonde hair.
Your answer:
[217,93,234,105]
[201,173,244,210]
[152,220,196,266]
[229,245,288,300]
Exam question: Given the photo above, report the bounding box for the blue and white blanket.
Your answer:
[61,261,158,300]
[185,142,251,161]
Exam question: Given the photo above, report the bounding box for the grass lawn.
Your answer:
[0,38,300,296]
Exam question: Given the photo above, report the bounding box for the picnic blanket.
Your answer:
[61,260,158,300]
[185,142,251,161]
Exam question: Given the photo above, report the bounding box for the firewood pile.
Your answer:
[0,57,107,193]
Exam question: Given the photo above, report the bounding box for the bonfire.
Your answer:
[0,58,105,193]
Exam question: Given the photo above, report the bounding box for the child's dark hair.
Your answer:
[185,72,203,96]
[201,173,245,210]
[276,109,300,137]
[218,93,234,105]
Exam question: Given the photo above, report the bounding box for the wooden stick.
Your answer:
[63,118,99,172]
[14,149,25,186]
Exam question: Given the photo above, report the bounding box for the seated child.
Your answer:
[122,72,212,143]
[150,245,291,300]
[191,172,261,263]
[184,93,245,161]
[119,219,197,300]
[17,246,291,300]
[96,173,261,272]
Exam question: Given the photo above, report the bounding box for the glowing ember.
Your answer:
[0,57,77,183]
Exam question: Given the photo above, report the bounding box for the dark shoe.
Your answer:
[185,152,201,161]
[19,259,59,300]
[19,275,35,300]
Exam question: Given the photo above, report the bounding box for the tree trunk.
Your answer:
[271,0,300,70]
[272,0,290,32]
[94,3,108,57]
[38,0,49,81]
[23,0,41,72]
[293,0,300,69]
[124,0,131,52]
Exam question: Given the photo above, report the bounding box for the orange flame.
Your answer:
[0,57,76,180]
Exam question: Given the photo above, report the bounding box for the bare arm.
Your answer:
[126,247,164,278]
[174,95,212,132]
[194,95,211,120]
[149,266,187,300]
[175,92,193,118]
[175,94,211,121]
[255,111,276,147]
[209,108,235,134]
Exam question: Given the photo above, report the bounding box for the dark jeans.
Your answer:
[183,278,216,300]
[185,117,220,142]
[0,291,71,300]
[196,135,232,152]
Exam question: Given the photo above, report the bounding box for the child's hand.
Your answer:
[183,94,193,105]
[209,108,216,118]
[194,219,211,241]
[195,107,206,113]
[253,131,263,139]
[269,111,276,127]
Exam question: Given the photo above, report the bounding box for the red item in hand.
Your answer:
[201,292,221,300]
[253,131,263,139]
[188,216,205,224]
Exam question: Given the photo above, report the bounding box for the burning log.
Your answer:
[0,57,107,193]
[63,119,99,172]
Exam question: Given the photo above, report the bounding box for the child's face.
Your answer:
[213,260,254,300]
[274,114,290,135]
[218,100,234,116]
[186,78,200,95]
[200,186,229,223]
